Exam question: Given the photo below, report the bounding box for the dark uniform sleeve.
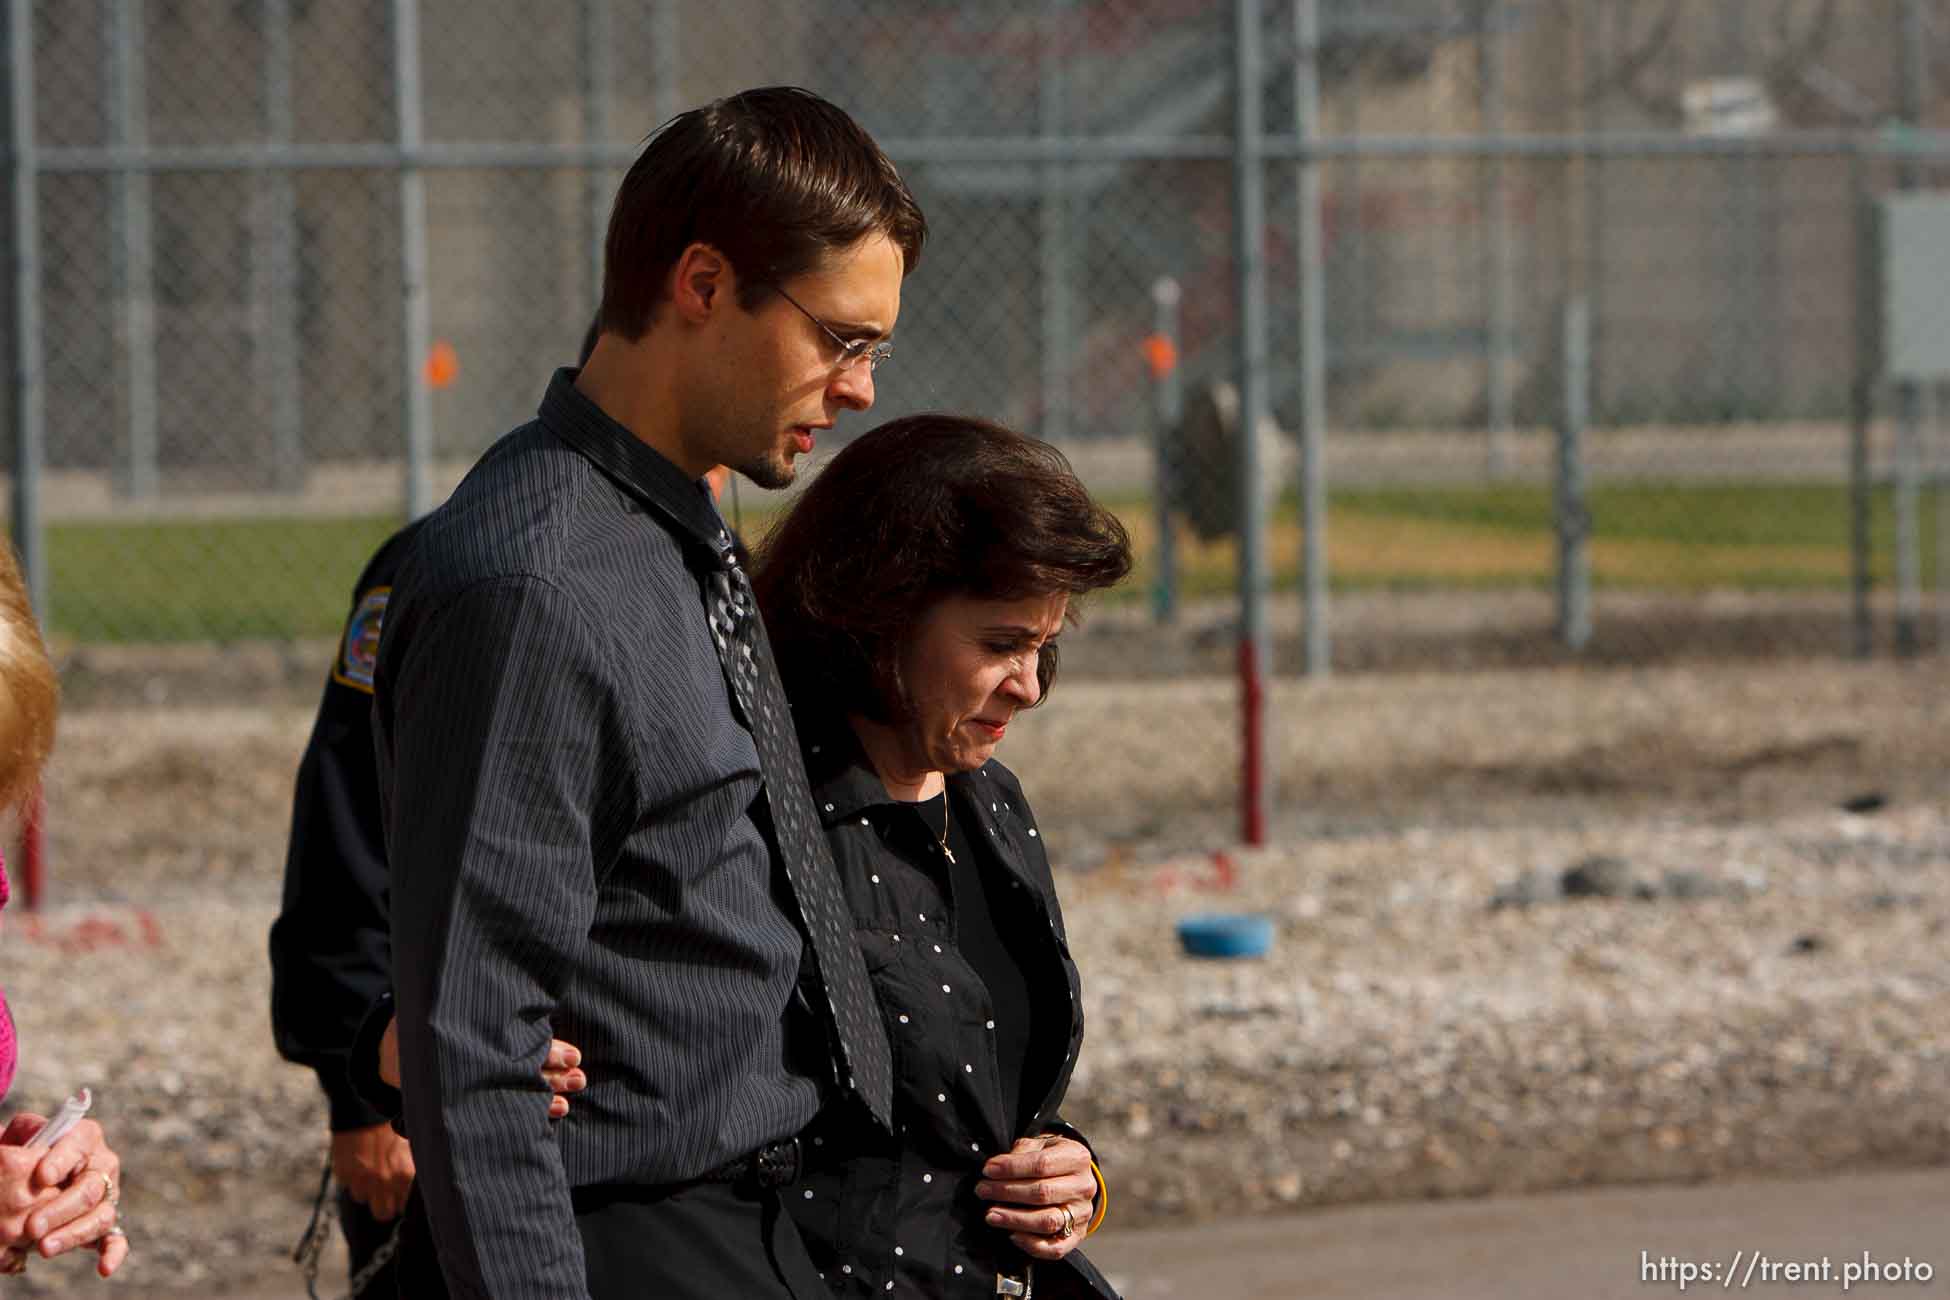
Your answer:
[268,524,419,1132]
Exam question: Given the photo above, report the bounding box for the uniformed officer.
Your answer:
[268,519,424,1295]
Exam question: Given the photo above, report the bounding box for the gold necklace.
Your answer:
[934,791,955,865]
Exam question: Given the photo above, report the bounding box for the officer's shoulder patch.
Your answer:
[330,586,391,693]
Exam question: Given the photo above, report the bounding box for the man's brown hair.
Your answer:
[0,545,56,809]
[751,414,1132,724]
[599,86,927,338]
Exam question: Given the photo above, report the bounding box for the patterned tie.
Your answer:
[706,545,895,1131]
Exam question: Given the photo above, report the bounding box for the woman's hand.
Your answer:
[540,1039,586,1119]
[0,1113,128,1278]
[0,1113,59,1250]
[379,1017,586,1118]
[974,1134,1097,1261]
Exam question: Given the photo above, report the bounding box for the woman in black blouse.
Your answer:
[750,413,1131,1299]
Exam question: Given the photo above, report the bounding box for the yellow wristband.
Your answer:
[1085,1160,1109,1235]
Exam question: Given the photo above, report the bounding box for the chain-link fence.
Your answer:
[5,1,1949,838]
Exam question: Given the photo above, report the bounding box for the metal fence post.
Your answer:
[581,0,612,310]
[1039,0,1073,443]
[1937,381,1949,651]
[1293,0,1328,678]
[1479,1,1512,478]
[1233,0,1270,845]
[395,0,434,519]
[257,0,304,491]
[1148,275,1181,624]
[1582,4,1609,417]
[1556,298,1591,651]
[6,0,46,618]
[107,0,158,501]
[1892,0,1927,655]
[1715,0,1752,415]
[652,2,681,125]
[1849,164,1876,660]
[1895,382,1924,657]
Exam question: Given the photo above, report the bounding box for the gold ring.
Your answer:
[99,1171,115,1204]
[1057,1205,1075,1239]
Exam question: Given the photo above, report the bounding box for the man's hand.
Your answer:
[331,1124,416,1222]
[379,1015,585,1119]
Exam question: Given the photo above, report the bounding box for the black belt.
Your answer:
[695,1137,802,1189]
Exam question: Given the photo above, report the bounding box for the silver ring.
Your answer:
[105,1225,126,1239]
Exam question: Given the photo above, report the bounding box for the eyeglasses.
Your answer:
[772,283,893,374]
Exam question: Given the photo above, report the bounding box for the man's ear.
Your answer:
[668,242,732,322]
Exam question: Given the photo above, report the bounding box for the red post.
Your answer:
[20,784,45,911]
[1238,640,1265,846]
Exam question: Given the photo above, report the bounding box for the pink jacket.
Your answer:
[0,853,14,1098]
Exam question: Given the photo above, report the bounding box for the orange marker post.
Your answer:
[1148,277,1183,626]
[1141,332,1178,381]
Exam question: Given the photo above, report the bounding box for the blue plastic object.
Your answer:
[1175,912,1275,959]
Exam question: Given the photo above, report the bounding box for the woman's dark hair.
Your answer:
[752,414,1132,722]
[599,86,927,338]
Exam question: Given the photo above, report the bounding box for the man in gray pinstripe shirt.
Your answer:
[372,88,925,1298]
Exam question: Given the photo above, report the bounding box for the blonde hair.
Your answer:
[0,545,56,808]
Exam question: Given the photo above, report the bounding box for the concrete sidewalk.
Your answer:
[1084,1166,1947,1299]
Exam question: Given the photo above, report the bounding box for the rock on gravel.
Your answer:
[1056,806,1950,1227]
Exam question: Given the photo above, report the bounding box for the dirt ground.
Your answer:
[4,590,1947,1295]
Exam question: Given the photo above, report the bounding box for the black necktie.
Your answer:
[706,545,895,1131]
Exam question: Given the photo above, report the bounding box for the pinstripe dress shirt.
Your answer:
[373,369,822,1297]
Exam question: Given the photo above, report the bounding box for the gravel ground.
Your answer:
[3,602,1946,1294]
[1083,1168,1950,1299]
